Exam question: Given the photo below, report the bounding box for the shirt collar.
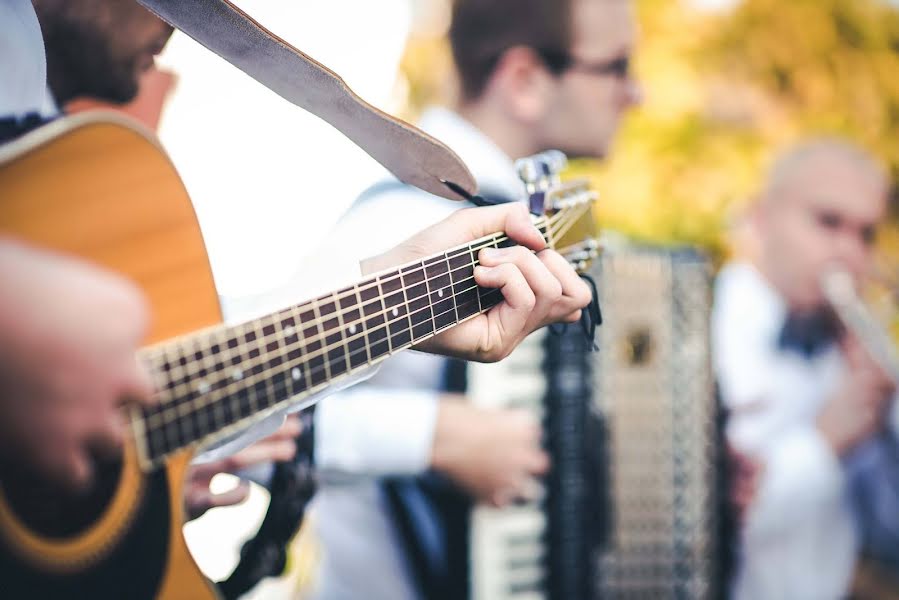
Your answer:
[0,0,54,119]
[417,107,526,203]
[717,261,789,342]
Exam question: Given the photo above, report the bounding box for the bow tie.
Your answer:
[777,310,840,359]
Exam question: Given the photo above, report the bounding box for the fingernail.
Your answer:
[480,248,501,260]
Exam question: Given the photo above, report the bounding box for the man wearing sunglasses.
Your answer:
[305,1,641,599]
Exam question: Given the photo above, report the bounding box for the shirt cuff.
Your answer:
[314,387,440,477]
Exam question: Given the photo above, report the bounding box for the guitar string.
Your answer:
[141,288,503,464]
[138,209,581,445]
[140,214,588,457]
[141,214,551,364]
[144,211,565,406]
[143,286,506,458]
[135,208,585,449]
[143,264,500,431]
[149,207,570,385]
[148,207,579,423]
[139,209,578,436]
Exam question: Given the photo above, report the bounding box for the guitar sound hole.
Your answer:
[2,455,123,539]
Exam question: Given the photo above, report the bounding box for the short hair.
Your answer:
[449,0,574,101]
[764,138,888,201]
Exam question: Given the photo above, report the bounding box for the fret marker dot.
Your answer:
[438,289,444,298]
[197,381,210,395]
[284,325,295,337]
[392,308,399,317]
[291,368,302,381]
[349,324,357,335]
[232,368,243,381]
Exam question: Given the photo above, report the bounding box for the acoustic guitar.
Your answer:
[0,111,599,599]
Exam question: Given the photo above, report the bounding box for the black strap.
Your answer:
[382,474,471,600]
[443,179,523,210]
[217,410,317,600]
[0,113,54,145]
[354,178,515,211]
[550,273,603,351]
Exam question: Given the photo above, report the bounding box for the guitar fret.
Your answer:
[426,254,455,331]
[260,315,280,408]
[478,235,504,310]
[422,257,440,337]
[403,263,434,343]
[135,210,593,466]
[379,272,409,350]
[224,328,245,428]
[299,304,327,387]
[248,320,265,418]
[448,246,480,321]
[176,339,202,446]
[321,292,349,379]
[347,284,370,369]
[279,311,304,397]
[361,275,390,361]
[199,331,224,436]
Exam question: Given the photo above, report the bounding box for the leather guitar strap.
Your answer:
[136,0,476,202]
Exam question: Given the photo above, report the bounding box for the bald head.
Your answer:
[754,139,889,311]
[763,139,887,205]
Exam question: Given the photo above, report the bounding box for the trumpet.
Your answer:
[821,269,899,384]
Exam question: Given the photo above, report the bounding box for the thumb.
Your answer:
[451,204,546,252]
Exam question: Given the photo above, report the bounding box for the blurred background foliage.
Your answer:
[398,0,899,266]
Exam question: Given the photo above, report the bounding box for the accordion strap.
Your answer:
[137,0,476,202]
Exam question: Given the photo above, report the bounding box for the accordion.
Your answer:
[467,247,723,600]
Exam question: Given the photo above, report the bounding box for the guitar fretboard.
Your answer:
[134,229,530,468]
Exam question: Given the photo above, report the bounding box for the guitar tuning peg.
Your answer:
[541,150,568,176]
[515,157,542,188]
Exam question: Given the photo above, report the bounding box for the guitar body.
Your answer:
[0,113,224,599]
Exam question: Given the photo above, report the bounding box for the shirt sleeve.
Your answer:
[845,398,899,571]
[314,387,440,479]
[307,183,461,479]
[743,426,845,538]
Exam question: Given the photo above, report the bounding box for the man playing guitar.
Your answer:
[0,0,590,498]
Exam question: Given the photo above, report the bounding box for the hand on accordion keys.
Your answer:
[429,396,549,507]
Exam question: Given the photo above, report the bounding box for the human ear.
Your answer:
[490,46,555,123]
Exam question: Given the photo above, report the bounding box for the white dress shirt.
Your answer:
[712,262,899,600]
[307,107,525,600]
[0,0,53,119]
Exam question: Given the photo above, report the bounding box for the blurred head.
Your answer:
[33,0,174,106]
[753,140,889,312]
[450,0,641,159]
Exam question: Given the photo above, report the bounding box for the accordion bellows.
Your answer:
[468,248,722,600]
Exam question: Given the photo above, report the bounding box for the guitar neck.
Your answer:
[132,223,546,469]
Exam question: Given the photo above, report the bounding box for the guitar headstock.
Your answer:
[516,151,601,273]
